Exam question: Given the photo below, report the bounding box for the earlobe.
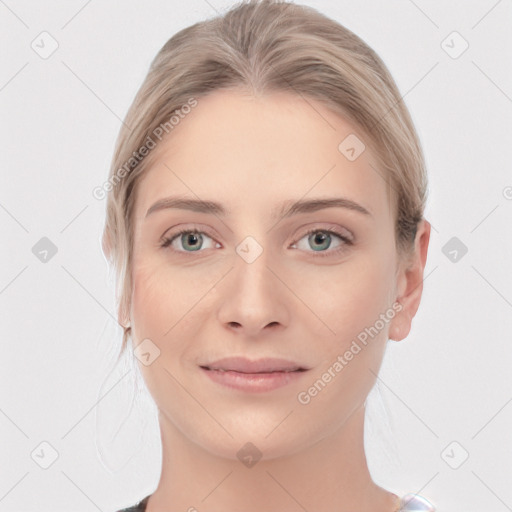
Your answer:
[118,295,131,331]
[389,219,431,342]
[388,310,411,341]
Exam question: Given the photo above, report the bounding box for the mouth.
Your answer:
[199,356,309,374]
[198,358,309,393]
[200,366,307,373]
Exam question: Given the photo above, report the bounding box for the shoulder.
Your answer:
[400,493,436,511]
[113,494,151,512]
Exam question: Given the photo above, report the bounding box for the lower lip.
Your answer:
[200,367,307,392]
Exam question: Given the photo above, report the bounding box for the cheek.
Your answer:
[129,256,184,349]
[130,262,195,395]
[130,254,213,344]
[297,256,395,411]
[305,253,395,351]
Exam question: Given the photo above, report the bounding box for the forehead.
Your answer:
[134,89,392,222]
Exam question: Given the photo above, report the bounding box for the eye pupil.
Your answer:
[309,231,331,251]
[183,232,201,250]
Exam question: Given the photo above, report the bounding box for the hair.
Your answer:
[101,0,429,361]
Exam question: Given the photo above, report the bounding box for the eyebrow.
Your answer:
[145,196,372,220]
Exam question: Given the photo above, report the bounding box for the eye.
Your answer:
[290,228,353,257]
[160,228,219,252]
[160,226,353,257]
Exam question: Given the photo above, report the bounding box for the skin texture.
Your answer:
[127,89,430,512]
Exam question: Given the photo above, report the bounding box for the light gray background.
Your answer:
[1,1,511,511]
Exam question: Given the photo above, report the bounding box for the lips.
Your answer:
[200,356,308,374]
[200,357,309,393]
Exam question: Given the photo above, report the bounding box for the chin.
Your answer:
[190,423,314,463]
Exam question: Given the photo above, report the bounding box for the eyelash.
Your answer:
[160,226,353,258]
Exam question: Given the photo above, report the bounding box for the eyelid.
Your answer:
[293,223,354,243]
[288,226,353,258]
[159,226,218,251]
[160,223,354,255]
[160,224,214,242]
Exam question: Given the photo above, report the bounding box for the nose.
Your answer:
[216,244,290,338]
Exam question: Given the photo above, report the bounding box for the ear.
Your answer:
[118,292,131,330]
[389,219,431,341]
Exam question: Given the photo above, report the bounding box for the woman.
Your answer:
[102,0,435,510]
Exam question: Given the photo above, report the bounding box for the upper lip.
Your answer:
[200,357,308,373]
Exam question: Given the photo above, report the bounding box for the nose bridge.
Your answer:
[216,232,288,333]
[233,233,274,299]
[235,233,267,267]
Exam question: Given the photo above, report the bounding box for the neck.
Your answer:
[146,403,400,512]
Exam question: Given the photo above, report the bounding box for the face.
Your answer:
[128,89,405,460]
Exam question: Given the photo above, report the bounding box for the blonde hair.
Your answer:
[101,0,428,360]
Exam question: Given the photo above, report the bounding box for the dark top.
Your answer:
[115,494,151,512]
[115,493,435,511]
